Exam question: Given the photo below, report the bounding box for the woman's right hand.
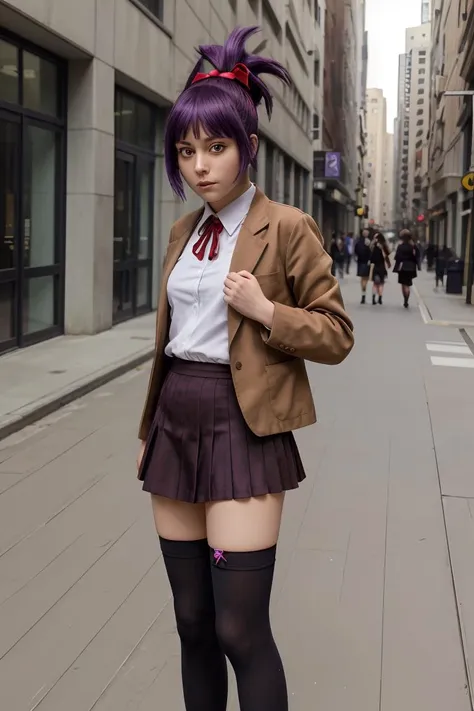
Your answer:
[137,440,146,472]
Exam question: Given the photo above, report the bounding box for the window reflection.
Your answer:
[23,52,58,116]
[23,126,57,268]
[0,40,19,104]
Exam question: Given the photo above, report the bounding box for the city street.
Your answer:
[1,272,474,711]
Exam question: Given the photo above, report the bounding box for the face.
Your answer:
[176,125,257,212]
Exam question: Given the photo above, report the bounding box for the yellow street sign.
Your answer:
[462,171,474,191]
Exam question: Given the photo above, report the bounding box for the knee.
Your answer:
[215,612,252,663]
[174,600,213,647]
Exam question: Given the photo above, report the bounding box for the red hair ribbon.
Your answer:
[192,215,224,261]
[191,62,250,89]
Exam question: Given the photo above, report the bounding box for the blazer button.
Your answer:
[279,343,285,349]
[235,361,242,370]
[290,347,295,353]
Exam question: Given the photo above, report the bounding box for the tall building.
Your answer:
[421,0,431,24]
[0,0,318,354]
[382,133,395,230]
[428,0,471,261]
[366,89,387,226]
[393,23,431,228]
[314,0,367,241]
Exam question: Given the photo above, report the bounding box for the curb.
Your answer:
[0,348,154,444]
[413,284,474,329]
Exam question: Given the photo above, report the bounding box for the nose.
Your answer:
[194,151,209,176]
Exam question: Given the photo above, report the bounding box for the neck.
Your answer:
[209,178,251,213]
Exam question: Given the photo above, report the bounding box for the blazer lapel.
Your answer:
[228,187,270,347]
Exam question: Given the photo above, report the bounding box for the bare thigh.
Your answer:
[150,495,207,541]
[206,494,285,552]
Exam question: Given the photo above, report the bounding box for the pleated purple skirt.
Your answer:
[138,358,306,503]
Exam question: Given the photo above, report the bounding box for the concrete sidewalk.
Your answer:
[2,274,474,710]
[414,267,474,330]
[0,313,156,442]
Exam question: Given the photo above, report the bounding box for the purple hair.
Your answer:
[165,26,291,199]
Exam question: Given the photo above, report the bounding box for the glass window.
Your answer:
[294,165,301,208]
[23,52,58,116]
[138,163,153,259]
[0,282,15,342]
[135,0,163,21]
[0,40,19,104]
[0,119,20,272]
[115,89,155,150]
[137,101,154,150]
[23,126,57,268]
[120,93,136,145]
[23,275,55,334]
[265,143,275,199]
[136,267,149,308]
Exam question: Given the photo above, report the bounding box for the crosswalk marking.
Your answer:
[430,356,474,368]
[426,343,471,355]
[426,341,474,368]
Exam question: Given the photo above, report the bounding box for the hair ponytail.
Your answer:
[184,26,290,118]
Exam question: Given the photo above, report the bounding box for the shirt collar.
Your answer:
[201,183,256,236]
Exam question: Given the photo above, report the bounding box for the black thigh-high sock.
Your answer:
[211,545,288,711]
[159,537,228,711]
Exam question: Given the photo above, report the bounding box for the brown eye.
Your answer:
[210,144,225,153]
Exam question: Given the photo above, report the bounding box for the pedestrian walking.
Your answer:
[435,244,451,288]
[393,228,420,308]
[344,232,354,274]
[330,232,345,279]
[135,26,354,711]
[354,229,372,304]
[370,231,391,305]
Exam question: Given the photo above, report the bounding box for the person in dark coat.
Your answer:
[393,229,421,308]
[370,231,391,305]
[354,229,372,304]
[435,244,452,288]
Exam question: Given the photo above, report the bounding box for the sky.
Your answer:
[365,0,423,132]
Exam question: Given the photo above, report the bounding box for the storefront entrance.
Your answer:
[113,89,155,323]
[0,35,65,354]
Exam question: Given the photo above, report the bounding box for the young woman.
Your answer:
[136,26,354,711]
[355,228,372,303]
[393,228,421,308]
[370,231,391,305]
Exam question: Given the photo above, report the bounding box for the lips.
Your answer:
[197,182,216,188]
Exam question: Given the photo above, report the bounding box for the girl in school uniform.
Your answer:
[136,26,354,711]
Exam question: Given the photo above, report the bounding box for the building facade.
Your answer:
[314,0,367,242]
[428,0,471,262]
[0,0,318,354]
[382,132,394,230]
[366,88,387,227]
[393,23,431,230]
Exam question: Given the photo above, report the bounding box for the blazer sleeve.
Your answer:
[261,213,354,365]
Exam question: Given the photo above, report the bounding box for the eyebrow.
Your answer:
[176,136,226,145]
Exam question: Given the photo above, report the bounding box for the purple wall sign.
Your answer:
[325,152,341,179]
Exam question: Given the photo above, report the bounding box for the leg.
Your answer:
[207,495,288,711]
[360,276,368,303]
[151,496,228,711]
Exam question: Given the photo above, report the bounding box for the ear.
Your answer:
[249,133,259,158]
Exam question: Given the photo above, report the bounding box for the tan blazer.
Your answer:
[138,187,354,442]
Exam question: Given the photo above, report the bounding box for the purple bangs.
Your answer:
[164,80,258,200]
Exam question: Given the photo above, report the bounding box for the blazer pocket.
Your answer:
[265,359,312,421]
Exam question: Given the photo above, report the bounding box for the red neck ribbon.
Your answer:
[192,215,224,261]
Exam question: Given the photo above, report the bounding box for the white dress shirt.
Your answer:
[165,184,256,364]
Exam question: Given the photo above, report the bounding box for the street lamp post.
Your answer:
[443,90,474,304]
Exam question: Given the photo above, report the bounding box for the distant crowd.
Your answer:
[328,228,456,309]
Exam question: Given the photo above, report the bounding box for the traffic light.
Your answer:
[364,205,369,218]
[355,206,364,217]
